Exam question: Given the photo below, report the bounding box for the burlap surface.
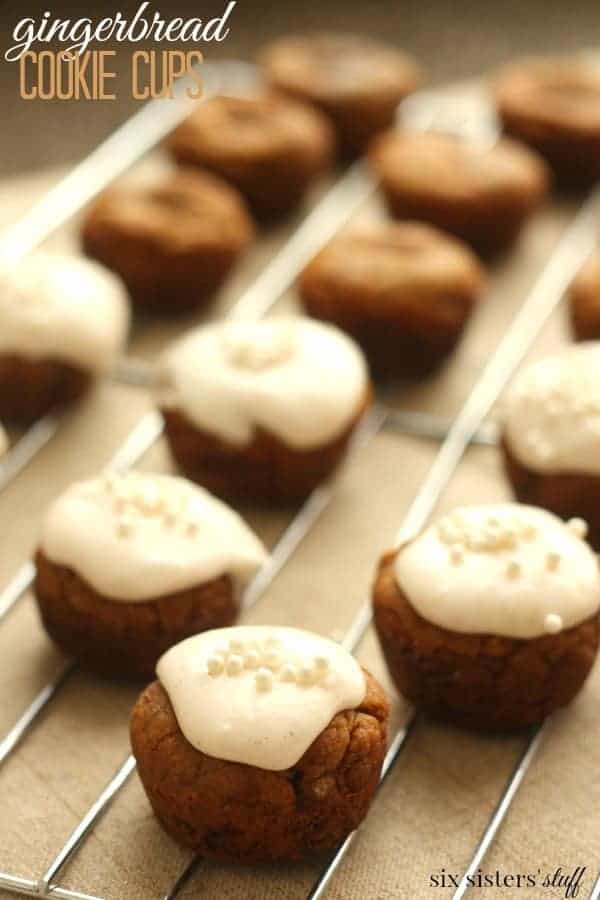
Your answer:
[0,88,597,900]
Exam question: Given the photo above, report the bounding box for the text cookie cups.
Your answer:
[0,252,129,423]
[299,223,485,378]
[34,473,267,680]
[569,253,600,342]
[159,317,371,504]
[259,32,422,159]
[501,344,600,549]
[168,94,333,221]
[130,626,389,862]
[369,131,549,256]
[81,168,254,316]
[373,504,600,732]
[493,56,600,188]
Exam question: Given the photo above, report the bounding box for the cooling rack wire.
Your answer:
[0,60,598,900]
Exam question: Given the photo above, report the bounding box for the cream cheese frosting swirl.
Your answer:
[157,625,366,770]
[0,251,129,373]
[40,472,267,602]
[503,343,600,474]
[161,317,368,449]
[394,503,600,639]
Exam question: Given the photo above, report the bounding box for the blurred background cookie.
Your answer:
[168,93,333,221]
[259,32,422,158]
[0,252,129,423]
[299,222,485,377]
[82,169,254,316]
[493,56,600,188]
[369,130,549,255]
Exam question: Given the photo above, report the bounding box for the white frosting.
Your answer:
[162,317,368,449]
[503,343,600,474]
[394,504,600,638]
[0,252,130,373]
[40,472,267,601]
[157,625,366,770]
[0,424,8,458]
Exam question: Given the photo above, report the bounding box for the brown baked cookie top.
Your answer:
[370,130,549,204]
[300,222,485,315]
[168,93,333,171]
[84,168,254,253]
[493,57,600,136]
[259,32,422,104]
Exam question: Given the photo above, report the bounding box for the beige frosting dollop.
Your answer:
[40,472,267,602]
[157,625,366,770]
[394,503,600,639]
[0,251,130,373]
[161,317,368,448]
[503,343,600,474]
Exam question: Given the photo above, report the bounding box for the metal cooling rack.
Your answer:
[0,61,598,900]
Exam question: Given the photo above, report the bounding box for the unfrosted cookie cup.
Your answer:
[369,130,549,256]
[168,93,333,221]
[82,169,254,316]
[259,32,422,158]
[299,222,485,377]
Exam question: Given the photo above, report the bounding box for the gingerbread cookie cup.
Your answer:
[299,223,485,378]
[493,57,600,188]
[168,94,333,221]
[0,252,129,424]
[82,169,253,316]
[501,344,600,549]
[131,626,389,862]
[159,318,371,505]
[34,473,267,680]
[569,253,600,342]
[369,131,549,256]
[373,505,600,732]
[259,32,422,158]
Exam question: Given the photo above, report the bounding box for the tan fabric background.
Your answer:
[0,86,597,899]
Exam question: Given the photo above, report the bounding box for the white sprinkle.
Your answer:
[450,547,464,566]
[506,560,521,579]
[280,663,297,683]
[263,650,282,670]
[117,516,135,538]
[226,654,244,676]
[544,613,563,635]
[244,650,260,670]
[207,654,224,677]
[567,518,588,540]
[256,668,273,692]
[298,664,314,686]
